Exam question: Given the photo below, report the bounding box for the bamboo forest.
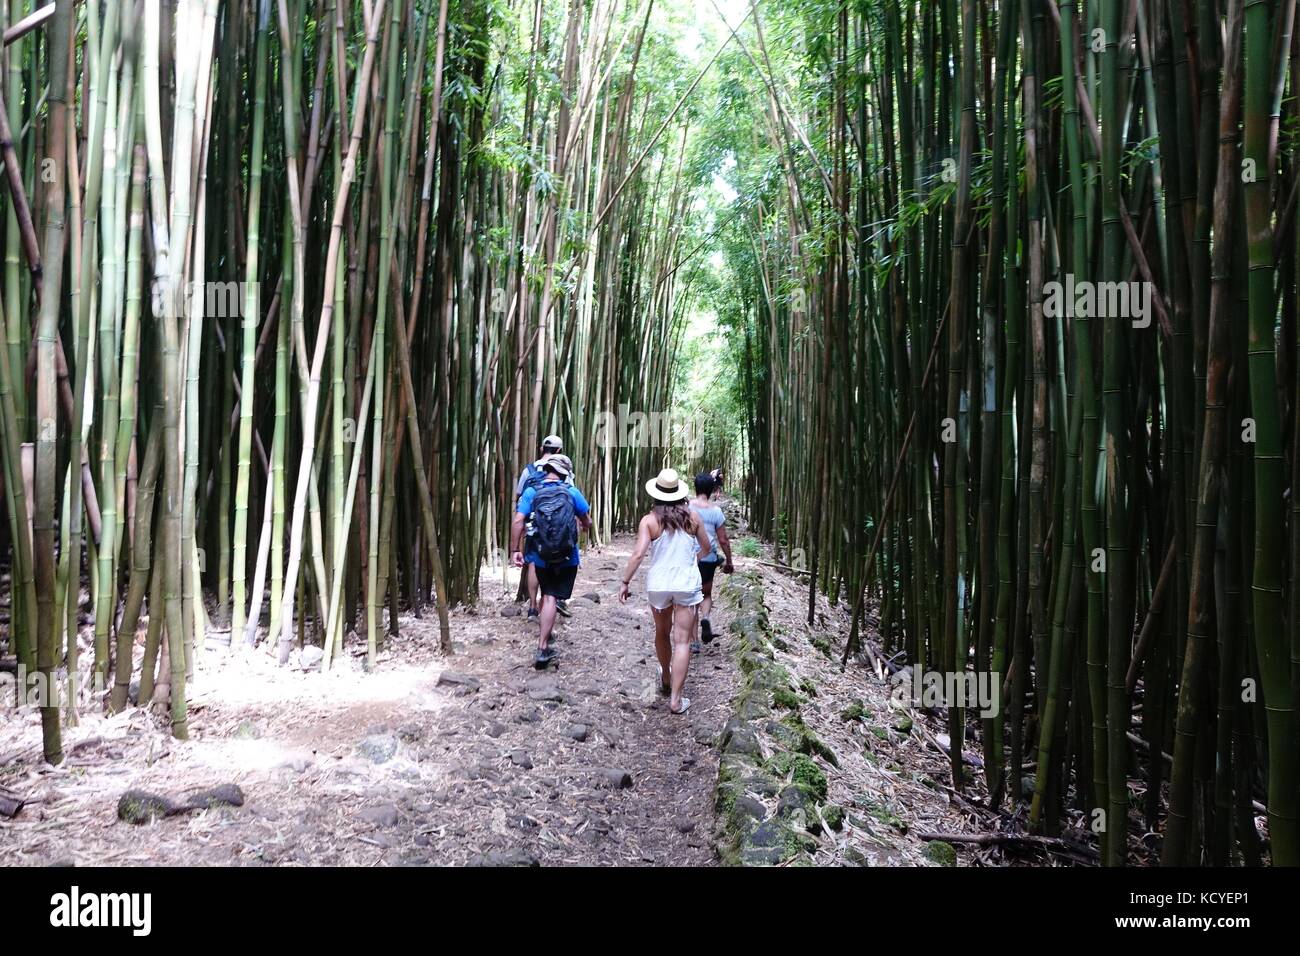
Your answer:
[0,0,1295,885]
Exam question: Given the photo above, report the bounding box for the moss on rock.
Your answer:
[767,751,828,802]
[772,686,801,710]
[923,840,957,866]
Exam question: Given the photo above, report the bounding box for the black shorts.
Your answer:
[535,563,578,600]
[698,560,719,585]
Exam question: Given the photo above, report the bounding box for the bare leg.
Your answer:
[700,580,713,620]
[652,605,672,688]
[670,604,694,711]
[527,564,540,612]
[538,594,558,651]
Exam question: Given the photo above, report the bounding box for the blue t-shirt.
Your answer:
[517,482,590,568]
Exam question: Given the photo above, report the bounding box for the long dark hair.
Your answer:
[653,501,693,534]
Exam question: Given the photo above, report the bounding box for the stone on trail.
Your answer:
[485,721,507,738]
[581,592,601,603]
[467,849,540,867]
[526,677,563,702]
[595,768,634,790]
[437,671,481,692]
[300,645,324,670]
[186,784,245,810]
[117,790,182,825]
[565,723,589,742]
[358,803,401,828]
[500,605,522,618]
[357,734,399,764]
[509,750,534,770]
[676,818,696,834]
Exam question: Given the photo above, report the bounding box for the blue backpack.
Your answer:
[523,461,549,494]
[532,484,577,564]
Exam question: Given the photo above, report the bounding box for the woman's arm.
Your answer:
[619,515,655,603]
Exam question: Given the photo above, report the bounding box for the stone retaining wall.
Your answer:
[713,572,842,866]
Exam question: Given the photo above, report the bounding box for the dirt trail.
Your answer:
[0,535,740,866]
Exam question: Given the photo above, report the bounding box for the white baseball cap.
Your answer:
[541,434,563,451]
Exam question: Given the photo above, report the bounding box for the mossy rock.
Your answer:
[821,803,845,831]
[748,663,793,692]
[765,720,805,753]
[810,634,833,658]
[735,689,772,720]
[923,840,958,866]
[870,724,889,741]
[715,780,743,815]
[799,678,818,698]
[772,686,801,710]
[840,702,867,722]
[738,649,775,676]
[772,636,790,652]
[861,802,906,831]
[767,751,828,802]
[780,713,839,767]
[892,715,913,734]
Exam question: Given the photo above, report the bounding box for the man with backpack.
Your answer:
[514,435,575,620]
[511,454,591,668]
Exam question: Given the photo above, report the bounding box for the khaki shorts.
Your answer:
[647,589,703,611]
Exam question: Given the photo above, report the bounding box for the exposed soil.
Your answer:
[0,536,739,866]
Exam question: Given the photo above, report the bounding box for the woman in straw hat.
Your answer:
[618,468,713,714]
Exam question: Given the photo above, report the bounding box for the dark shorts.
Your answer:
[698,560,718,585]
[536,563,579,600]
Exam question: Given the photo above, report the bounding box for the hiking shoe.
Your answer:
[690,640,703,654]
[527,607,539,621]
[556,599,572,618]
[534,647,555,669]
[700,619,714,644]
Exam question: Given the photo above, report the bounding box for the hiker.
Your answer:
[514,435,575,620]
[618,468,713,715]
[511,454,591,669]
[690,472,733,649]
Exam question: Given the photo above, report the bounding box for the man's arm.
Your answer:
[717,522,734,571]
[572,487,593,532]
[510,511,526,562]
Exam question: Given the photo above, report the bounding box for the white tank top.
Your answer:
[646,527,703,592]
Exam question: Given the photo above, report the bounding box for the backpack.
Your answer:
[531,483,578,565]
[523,461,548,494]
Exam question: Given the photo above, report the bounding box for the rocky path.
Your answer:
[0,535,741,866]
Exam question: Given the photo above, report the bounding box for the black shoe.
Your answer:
[527,607,539,621]
[556,599,572,618]
[700,618,714,644]
[534,646,555,669]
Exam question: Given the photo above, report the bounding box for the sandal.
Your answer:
[670,697,691,715]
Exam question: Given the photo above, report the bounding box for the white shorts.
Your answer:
[647,589,703,611]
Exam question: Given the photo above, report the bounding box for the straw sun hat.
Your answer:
[645,468,690,502]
